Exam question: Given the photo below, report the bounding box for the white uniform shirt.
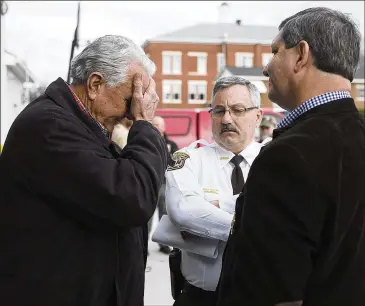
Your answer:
[165,139,262,291]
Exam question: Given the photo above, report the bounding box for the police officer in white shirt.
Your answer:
[165,76,264,306]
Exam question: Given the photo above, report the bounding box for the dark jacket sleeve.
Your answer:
[20,108,168,229]
[223,142,328,305]
[170,140,178,155]
[164,135,178,155]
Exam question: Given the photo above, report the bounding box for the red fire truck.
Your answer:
[155,108,285,149]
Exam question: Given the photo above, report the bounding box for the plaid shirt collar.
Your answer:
[277,91,352,129]
[67,83,110,138]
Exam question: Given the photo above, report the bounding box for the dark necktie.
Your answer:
[230,155,245,195]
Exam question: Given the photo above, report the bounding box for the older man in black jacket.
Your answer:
[217,7,365,306]
[0,35,168,306]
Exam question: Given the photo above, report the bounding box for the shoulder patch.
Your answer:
[167,152,190,171]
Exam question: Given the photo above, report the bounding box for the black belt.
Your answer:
[183,281,217,299]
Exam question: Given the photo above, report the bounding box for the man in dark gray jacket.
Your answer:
[0,35,168,306]
[218,7,365,306]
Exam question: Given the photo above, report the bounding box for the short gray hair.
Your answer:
[279,7,361,82]
[70,35,156,87]
[212,76,261,107]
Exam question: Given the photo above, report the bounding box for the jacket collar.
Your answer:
[273,97,357,140]
[45,77,111,149]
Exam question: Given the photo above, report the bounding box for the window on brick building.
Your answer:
[357,84,365,102]
[188,52,207,75]
[235,52,254,68]
[262,53,273,67]
[217,53,226,72]
[162,51,182,75]
[188,80,207,104]
[162,80,182,103]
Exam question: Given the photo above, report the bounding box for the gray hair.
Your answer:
[279,7,361,82]
[70,35,156,87]
[212,76,261,107]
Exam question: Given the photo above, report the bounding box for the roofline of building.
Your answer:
[4,50,39,84]
[6,63,35,83]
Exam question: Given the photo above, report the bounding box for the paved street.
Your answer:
[144,212,175,306]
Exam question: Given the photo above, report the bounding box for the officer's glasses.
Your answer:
[209,105,258,118]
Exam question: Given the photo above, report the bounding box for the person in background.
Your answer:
[217,7,365,306]
[259,116,277,143]
[0,35,168,306]
[147,116,179,255]
[165,76,263,306]
[152,116,178,155]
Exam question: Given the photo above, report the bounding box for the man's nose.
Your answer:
[221,109,233,124]
[263,65,269,77]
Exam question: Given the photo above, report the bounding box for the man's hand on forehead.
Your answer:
[128,73,159,122]
[132,72,151,95]
[143,76,151,95]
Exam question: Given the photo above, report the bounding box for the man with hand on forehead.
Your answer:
[165,76,264,306]
[0,35,168,306]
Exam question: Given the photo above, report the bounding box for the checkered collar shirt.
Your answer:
[67,83,110,138]
[277,91,352,129]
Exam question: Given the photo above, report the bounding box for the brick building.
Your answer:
[142,4,364,111]
[142,21,278,109]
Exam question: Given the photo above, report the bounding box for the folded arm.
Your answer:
[165,150,233,242]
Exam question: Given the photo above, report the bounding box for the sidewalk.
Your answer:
[144,212,174,306]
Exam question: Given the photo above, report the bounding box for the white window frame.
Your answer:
[162,80,182,104]
[162,51,182,75]
[262,53,273,67]
[188,52,207,76]
[356,84,365,102]
[188,80,207,104]
[217,53,226,73]
[235,52,254,68]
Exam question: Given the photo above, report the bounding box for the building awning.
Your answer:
[251,80,267,94]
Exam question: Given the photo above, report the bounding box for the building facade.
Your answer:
[143,21,364,112]
[1,50,39,148]
[143,22,278,109]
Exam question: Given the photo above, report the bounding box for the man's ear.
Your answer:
[294,40,310,73]
[86,72,104,101]
[256,109,263,128]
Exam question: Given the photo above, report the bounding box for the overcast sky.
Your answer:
[2,1,364,85]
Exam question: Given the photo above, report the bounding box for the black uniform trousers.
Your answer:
[173,281,217,306]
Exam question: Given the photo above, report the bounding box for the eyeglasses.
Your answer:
[208,106,258,118]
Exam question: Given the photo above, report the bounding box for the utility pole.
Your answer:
[66,2,80,83]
